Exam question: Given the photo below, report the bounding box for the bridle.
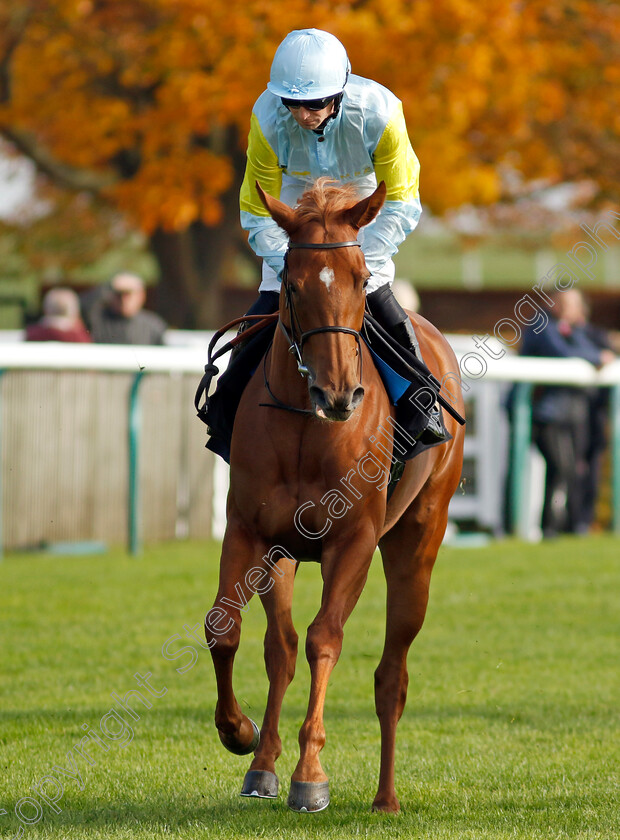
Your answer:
[261,239,365,416]
[279,240,364,378]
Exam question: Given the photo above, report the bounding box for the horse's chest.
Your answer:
[244,448,379,545]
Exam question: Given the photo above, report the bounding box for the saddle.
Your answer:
[195,313,463,466]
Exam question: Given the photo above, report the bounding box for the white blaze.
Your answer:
[319,266,335,291]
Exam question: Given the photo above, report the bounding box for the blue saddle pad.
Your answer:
[363,341,411,405]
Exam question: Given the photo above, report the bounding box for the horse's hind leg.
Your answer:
[206,521,262,756]
[241,557,298,799]
[372,491,450,813]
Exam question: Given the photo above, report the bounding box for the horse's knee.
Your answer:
[285,624,299,652]
[306,617,343,666]
[266,623,298,656]
[205,609,241,656]
[265,625,298,680]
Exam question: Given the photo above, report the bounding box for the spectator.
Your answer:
[574,297,617,532]
[521,288,615,537]
[81,273,167,345]
[25,288,91,343]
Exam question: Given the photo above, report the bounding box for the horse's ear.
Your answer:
[256,181,300,235]
[342,181,387,230]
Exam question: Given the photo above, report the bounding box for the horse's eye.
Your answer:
[362,277,370,290]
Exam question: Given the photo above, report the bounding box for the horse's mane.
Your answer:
[295,178,360,226]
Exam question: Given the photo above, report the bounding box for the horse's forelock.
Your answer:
[295,178,360,227]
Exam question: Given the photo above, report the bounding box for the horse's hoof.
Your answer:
[371,796,400,814]
[240,769,279,799]
[218,718,260,756]
[287,780,330,813]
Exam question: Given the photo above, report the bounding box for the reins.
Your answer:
[194,312,278,424]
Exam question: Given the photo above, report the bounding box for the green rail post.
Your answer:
[509,382,533,538]
[611,384,620,535]
[128,371,145,556]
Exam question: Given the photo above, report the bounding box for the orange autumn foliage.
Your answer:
[0,0,618,234]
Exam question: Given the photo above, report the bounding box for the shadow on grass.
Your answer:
[2,783,612,839]
[1,789,405,837]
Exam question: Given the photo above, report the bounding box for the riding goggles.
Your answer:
[281,95,336,111]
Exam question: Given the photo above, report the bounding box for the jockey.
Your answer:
[238,28,446,444]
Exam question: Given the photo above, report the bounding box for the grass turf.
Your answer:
[1,536,619,839]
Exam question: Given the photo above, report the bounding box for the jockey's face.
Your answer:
[285,99,336,130]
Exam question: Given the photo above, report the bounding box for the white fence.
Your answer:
[0,343,214,554]
[1,340,619,554]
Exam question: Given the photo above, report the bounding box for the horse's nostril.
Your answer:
[309,385,327,408]
[352,386,365,406]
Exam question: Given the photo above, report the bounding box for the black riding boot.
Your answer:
[366,284,447,445]
[245,290,280,318]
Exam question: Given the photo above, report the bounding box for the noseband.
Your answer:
[279,240,363,379]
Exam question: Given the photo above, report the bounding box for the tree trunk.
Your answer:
[150,222,226,329]
[149,129,257,329]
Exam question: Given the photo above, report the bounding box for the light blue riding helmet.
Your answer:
[267,28,351,100]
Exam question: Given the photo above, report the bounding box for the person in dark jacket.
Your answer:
[521,288,615,537]
[81,273,167,345]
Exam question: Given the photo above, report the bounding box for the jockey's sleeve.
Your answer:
[359,102,422,276]
[240,113,288,277]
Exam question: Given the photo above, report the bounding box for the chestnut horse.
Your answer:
[204,179,465,813]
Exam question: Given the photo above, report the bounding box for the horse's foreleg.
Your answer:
[241,557,298,799]
[289,535,376,812]
[372,501,448,814]
[206,522,261,756]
